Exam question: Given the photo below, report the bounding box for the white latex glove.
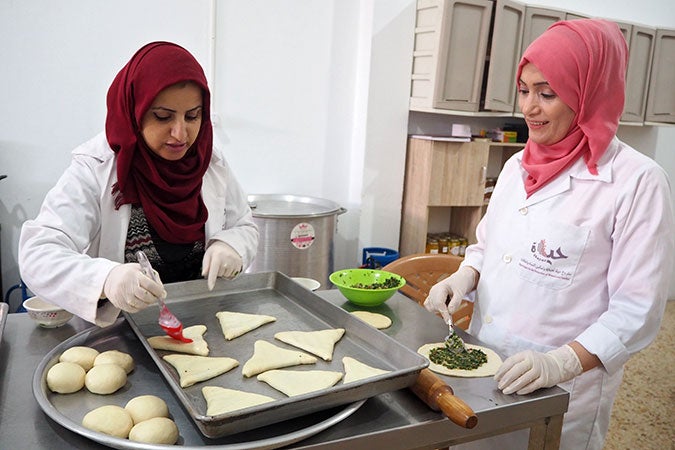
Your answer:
[494,345,583,395]
[423,266,476,323]
[103,263,166,313]
[201,240,243,290]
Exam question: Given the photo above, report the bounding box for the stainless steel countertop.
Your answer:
[0,289,569,449]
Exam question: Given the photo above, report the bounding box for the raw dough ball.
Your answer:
[125,395,169,424]
[128,417,179,444]
[59,346,99,371]
[94,350,135,374]
[82,405,134,438]
[84,363,127,394]
[46,361,86,394]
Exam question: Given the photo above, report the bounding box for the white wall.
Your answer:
[0,0,673,309]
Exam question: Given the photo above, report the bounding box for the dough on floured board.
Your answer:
[417,342,502,377]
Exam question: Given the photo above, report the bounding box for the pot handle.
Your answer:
[337,207,347,215]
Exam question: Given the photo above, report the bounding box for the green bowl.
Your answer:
[329,269,406,306]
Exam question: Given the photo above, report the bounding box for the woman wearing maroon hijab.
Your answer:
[424,19,674,449]
[19,42,258,326]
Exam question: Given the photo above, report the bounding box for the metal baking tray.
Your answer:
[33,319,367,449]
[125,272,429,438]
[0,303,8,347]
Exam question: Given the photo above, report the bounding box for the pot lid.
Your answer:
[247,194,345,218]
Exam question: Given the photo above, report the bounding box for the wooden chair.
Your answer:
[382,253,473,330]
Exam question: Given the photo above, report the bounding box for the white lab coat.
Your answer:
[457,137,674,450]
[19,131,259,327]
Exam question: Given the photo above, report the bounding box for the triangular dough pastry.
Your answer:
[215,311,276,340]
[163,354,239,387]
[148,325,209,356]
[274,328,345,361]
[202,386,274,416]
[257,369,343,397]
[342,356,391,384]
[242,340,317,377]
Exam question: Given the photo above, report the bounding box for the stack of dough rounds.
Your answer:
[85,363,127,394]
[94,350,135,374]
[48,347,135,395]
[46,361,86,394]
[59,346,100,371]
[125,395,178,445]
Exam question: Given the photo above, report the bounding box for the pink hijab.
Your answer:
[106,42,212,244]
[518,19,628,197]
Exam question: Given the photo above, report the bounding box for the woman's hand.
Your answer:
[103,263,166,313]
[202,241,243,290]
[494,344,583,395]
[423,266,477,323]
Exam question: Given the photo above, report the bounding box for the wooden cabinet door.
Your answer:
[621,24,656,123]
[432,0,494,111]
[645,28,675,124]
[484,0,526,113]
[428,141,489,206]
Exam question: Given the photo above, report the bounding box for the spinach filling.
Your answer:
[350,277,400,289]
[429,335,487,370]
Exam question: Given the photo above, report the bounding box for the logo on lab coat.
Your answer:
[530,239,568,265]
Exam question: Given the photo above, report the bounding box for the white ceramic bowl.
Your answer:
[291,277,321,291]
[22,297,73,328]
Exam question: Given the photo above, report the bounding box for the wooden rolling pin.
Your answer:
[411,368,478,429]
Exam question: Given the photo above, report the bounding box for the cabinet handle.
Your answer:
[480,166,487,184]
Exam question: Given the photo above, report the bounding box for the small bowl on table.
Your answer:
[22,297,73,328]
[329,268,406,307]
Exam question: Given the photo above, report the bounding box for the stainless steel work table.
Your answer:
[0,289,568,449]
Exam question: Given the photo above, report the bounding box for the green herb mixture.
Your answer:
[350,277,400,290]
[429,335,487,370]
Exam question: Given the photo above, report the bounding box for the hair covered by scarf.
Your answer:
[106,41,212,243]
[518,19,628,197]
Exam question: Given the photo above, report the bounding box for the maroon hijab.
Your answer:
[106,41,212,243]
[518,19,627,197]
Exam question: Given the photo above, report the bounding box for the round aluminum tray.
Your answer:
[33,319,365,449]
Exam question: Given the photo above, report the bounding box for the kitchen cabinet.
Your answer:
[520,6,566,53]
[399,137,523,255]
[645,28,675,124]
[409,1,673,125]
[483,0,526,113]
[618,22,656,124]
[410,0,494,112]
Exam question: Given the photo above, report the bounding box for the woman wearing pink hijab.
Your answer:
[19,42,258,327]
[425,19,674,449]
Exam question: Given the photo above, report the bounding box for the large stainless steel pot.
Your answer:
[246,194,346,288]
